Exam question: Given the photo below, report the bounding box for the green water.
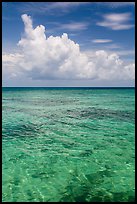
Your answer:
[2,87,135,202]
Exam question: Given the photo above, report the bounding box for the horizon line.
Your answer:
[2,86,135,88]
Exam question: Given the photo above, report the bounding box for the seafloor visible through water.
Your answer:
[2,87,135,202]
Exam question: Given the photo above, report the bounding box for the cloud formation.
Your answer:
[59,22,89,31]
[46,2,89,9]
[97,13,134,30]
[2,14,135,81]
[19,2,90,15]
[97,2,135,8]
[92,39,112,43]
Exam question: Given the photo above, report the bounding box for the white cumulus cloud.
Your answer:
[2,14,135,82]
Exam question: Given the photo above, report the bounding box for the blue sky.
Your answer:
[2,2,135,87]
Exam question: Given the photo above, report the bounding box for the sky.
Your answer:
[2,2,135,87]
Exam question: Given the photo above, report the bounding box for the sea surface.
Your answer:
[2,87,135,202]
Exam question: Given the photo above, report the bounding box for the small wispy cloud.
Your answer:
[46,2,90,9]
[104,43,121,49]
[92,39,112,43]
[96,2,135,8]
[19,2,90,14]
[103,2,135,8]
[97,13,134,30]
[69,33,78,37]
[60,22,89,31]
[45,21,89,32]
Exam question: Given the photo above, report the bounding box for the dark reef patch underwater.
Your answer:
[2,88,135,202]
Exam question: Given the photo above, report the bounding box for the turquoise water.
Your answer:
[2,87,135,202]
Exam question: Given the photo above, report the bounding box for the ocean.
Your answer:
[2,87,135,202]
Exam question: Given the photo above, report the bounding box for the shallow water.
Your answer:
[2,87,135,202]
